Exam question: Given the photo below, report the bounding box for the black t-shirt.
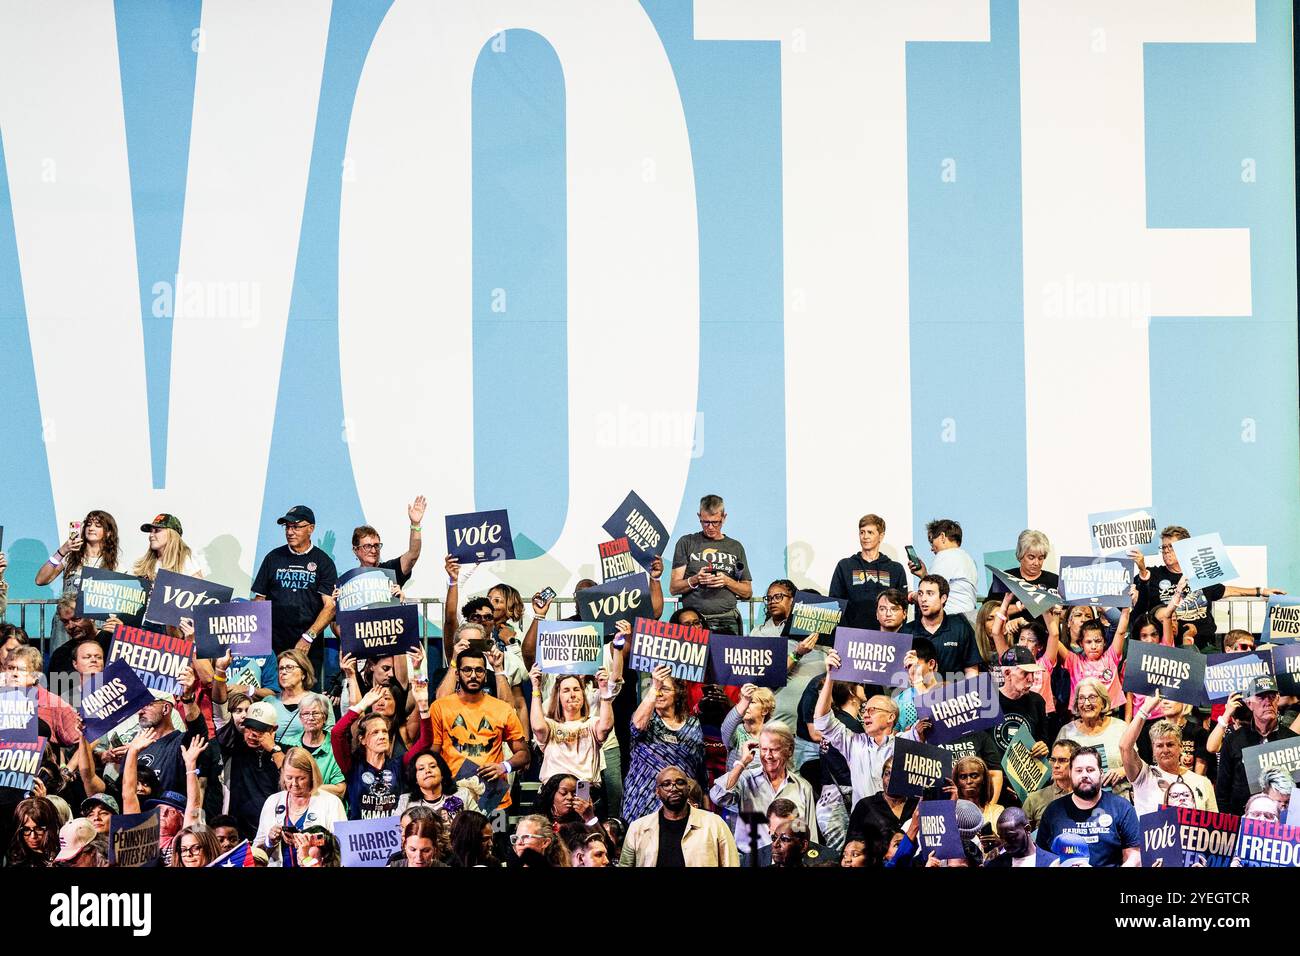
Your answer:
[378,556,412,588]
[224,735,283,839]
[251,544,338,660]
[992,691,1047,758]
[1137,567,1225,650]
[901,614,982,676]
[138,717,220,797]
[671,533,751,616]
[655,811,689,867]
[848,793,918,842]
[935,730,1000,771]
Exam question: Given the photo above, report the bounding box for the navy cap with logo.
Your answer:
[1249,675,1279,698]
[277,505,316,526]
[999,646,1043,672]
[140,513,184,535]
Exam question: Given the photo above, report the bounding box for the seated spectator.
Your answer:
[397,749,480,824]
[392,818,448,868]
[987,807,1057,867]
[448,810,498,868]
[847,755,918,844]
[1022,739,1080,830]
[6,797,60,868]
[169,824,221,868]
[510,813,568,867]
[954,756,1004,829]
[565,829,611,867]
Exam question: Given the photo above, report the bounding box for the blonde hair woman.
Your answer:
[131,514,203,580]
[719,683,777,769]
[253,746,346,866]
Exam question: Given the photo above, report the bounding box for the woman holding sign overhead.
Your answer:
[529,663,618,792]
[131,513,205,581]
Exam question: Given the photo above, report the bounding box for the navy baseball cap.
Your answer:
[277,505,316,526]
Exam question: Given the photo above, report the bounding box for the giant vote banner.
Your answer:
[0,1,1294,615]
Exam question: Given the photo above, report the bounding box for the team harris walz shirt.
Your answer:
[251,545,338,655]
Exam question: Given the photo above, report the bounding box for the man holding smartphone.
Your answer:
[669,495,752,635]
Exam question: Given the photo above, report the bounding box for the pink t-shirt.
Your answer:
[1063,646,1123,711]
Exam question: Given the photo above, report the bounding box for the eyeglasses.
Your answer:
[18,826,46,837]
[699,518,724,526]
[763,594,792,603]
[278,663,301,673]
[864,706,892,716]
[356,543,382,552]
[771,834,801,844]
[284,521,311,530]
[178,845,206,857]
[509,833,548,845]
[1233,643,1255,651]
[656,779,689,790]
[458,666,486,676]
[1076,694,1100,703]
[471,613,494,622]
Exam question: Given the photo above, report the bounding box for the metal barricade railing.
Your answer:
[3,595,1272,656]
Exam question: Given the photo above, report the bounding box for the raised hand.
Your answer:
[408,495,428,525]
[181,735,207,770]
[444,554,460,584]
[649,556,664,581]
[339,652,358,677]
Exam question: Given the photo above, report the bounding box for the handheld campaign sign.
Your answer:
[914,674,1001,745]
[445,509,514,563]
[0,687,38,743]
[1262,595,1300,643]
[536,621,604,676]
[1140,807,1183,868]
[0,738,47,792]
[576,573,652,636]
[1201,652,1273,705]
[1241,738,1300,795]
[629,617,709,682]
[831,627,910,688]
[598,537,639,582]
[110,809,161,867]
[709,635,786,688]
[143,568,234,629]
[602,491,669,567]
[1171,533,1238,592]
[108,625,194,697]
[1234,818,1300,868]
[456,759,508,814]
[336,566,398,613]
[1122,642,1205,706]
[1177,808,1240,867]
[80,662,156,741]
[985,566,1062,618]
[1273,644,1300,697]
[1001,724,1050,803]
[1057,556,1135,608]
[917,800,964,860]
[337,603,421,659]
[788,592,846,643]
[192,601,272,659]
[76,567,149,623]
[335,816,402,868]
[1088,507,1159,556]
[889,737,952,798]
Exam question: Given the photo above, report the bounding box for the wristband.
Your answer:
[214,673,227,683]
[499,761,511,776]
[1217,714,1231,729]
[689,576,699,590]
[48,553,64,567]
[410,524,422,532]
[301,632,316,645]
[448,577,458,586]
[994,612,1007,622]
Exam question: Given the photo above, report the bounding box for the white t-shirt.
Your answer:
[1011,853,1038,867]
[930,548,979,613]
[1131,763,1217,817]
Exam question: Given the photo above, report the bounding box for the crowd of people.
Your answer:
[0,496,1294,869]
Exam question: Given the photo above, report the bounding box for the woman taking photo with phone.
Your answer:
[253,747,347,866]
[36,510,120,592]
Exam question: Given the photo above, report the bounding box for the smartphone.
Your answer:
[70,520,83,541]
[466,638,489,656]
[575,780,592,803]
[905,545,922,569]
[536,586,557,605]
